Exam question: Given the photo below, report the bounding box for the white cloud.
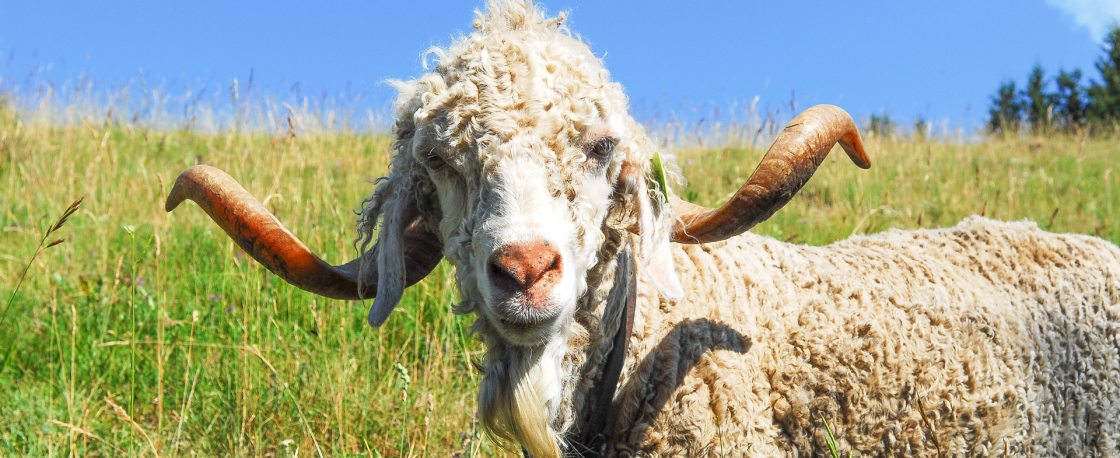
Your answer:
[1045,0,1120,41]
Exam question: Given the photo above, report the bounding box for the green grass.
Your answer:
[1,101,1117,457]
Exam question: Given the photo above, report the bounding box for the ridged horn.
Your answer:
[165,165,443,300]
[670,104,871,243]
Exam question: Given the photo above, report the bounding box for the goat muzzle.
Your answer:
[665,104,871,243]
[487,240,563,311]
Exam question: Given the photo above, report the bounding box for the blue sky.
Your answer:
[0,0,1116,130]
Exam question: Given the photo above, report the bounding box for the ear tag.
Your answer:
[650,151,671,204]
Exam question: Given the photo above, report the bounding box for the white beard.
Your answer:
[477,332,570,458]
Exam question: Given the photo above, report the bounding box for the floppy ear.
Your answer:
[360,168,438,327]
[367,185,417,326]
[617,161,684,301]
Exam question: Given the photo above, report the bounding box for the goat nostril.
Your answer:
[489,258,525,289]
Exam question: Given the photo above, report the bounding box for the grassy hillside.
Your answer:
[0,103,1117,457]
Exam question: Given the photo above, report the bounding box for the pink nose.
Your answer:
[488,240,563,298]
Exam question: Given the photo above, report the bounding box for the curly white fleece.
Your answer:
[606,217,1120,457]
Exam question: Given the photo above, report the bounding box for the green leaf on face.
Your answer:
[651,151,670,203]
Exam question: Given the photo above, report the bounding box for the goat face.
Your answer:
[445,143,615,347]
[425,104,636,348]
[384,20,660,347]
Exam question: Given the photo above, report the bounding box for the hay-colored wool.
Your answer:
[610,217,1120,457]
[351,2,1120,456]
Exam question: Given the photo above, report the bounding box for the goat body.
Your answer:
[611,216,1120,457]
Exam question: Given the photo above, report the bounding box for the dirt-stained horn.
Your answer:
[669,104,871,243]
[164,165,443,300]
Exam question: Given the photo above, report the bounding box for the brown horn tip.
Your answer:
[671,104,871,244]
[165,165,441,301]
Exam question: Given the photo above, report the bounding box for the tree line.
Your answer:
[989,25,1120,135]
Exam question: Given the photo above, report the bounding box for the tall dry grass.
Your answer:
[0,97,1117,457]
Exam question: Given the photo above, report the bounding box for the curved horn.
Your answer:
[669,104,871,243]
[165,165,443,300]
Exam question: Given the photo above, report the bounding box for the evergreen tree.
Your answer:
[1023,65,1056,132]
[1056,69,1088,131]
[913,115,930,139]
[1087,25,1120,127]
[867,113,896,138]
[988,80,1023,134]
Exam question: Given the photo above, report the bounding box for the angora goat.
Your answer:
[166,2,1120,457]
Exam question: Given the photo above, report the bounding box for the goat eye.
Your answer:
[589,138,615,162]
[425,152,448,170]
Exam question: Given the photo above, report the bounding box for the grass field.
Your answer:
[1,101,1117,457]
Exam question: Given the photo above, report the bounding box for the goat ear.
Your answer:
[618,161,684,301]
[365,174,434,327]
